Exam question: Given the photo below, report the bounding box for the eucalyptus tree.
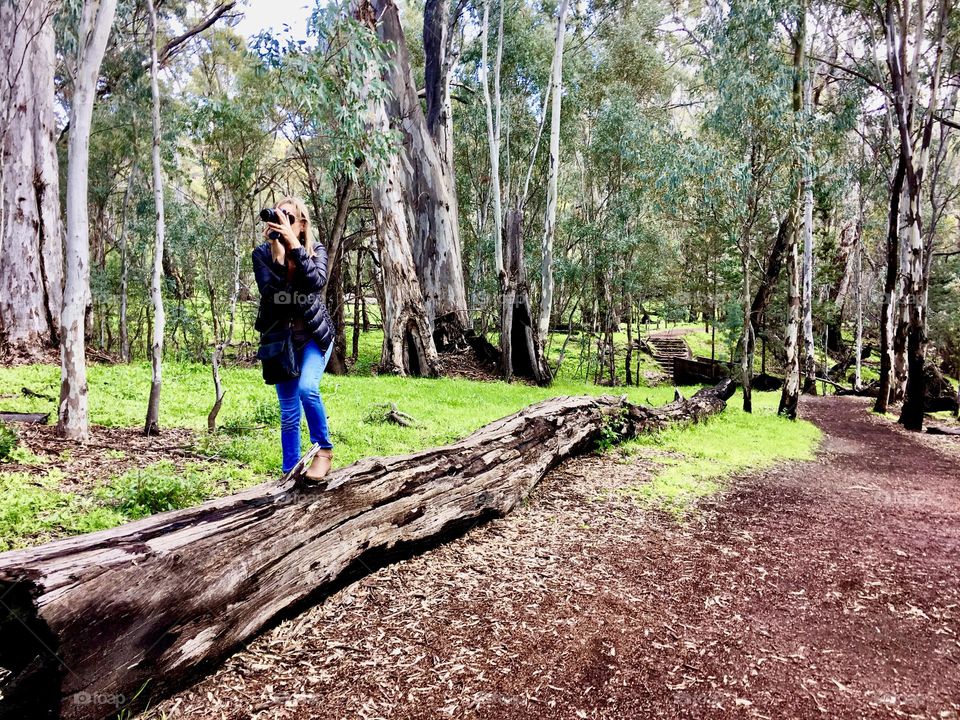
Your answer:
[370,0,471,348]
[0,0,63,359]
[144,0,166,436]
[478,0,553,383]
[536,0,569,362]
[884,0,955,430]
[779,6,808,418]
[58,0,119,441]
[349,0,441,375]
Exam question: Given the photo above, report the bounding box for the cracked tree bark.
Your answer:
[374,0,470,347]
[0,0,63,360]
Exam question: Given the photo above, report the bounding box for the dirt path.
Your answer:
[150,397,960,720]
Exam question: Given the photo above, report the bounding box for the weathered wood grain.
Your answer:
[0,381,733,720]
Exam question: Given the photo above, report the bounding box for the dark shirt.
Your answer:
[252,242,333,353]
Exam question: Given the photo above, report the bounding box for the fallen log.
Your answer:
[0,412,49,424]
[0,381,734,720]
[926,425,960,436]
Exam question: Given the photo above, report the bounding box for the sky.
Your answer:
[233,0,314,42]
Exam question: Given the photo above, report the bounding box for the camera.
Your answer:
[260,207,295,240]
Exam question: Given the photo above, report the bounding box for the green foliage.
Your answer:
[101,462,214,518]
[0,422,17,462]
[596,409,628,452]
[0,470,125,552]
[250,0,397,184]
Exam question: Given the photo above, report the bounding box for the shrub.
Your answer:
[0,421,18,461]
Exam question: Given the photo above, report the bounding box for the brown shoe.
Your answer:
[304,448,333,481]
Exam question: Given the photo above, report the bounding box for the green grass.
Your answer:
[0,469,126,552]
[0,332,689,549]
[620,390,821,514]
[0,327,821,550]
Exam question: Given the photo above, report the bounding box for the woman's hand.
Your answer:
[266,211,302,251]
[263,225,286,264]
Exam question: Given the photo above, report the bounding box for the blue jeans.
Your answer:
[276,338,334,473]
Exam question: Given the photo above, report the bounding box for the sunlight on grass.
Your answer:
[0,329,823,548]
[620,390,821,515]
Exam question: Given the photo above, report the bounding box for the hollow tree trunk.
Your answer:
[0,380,734,720]
[501,209,551,384]
[0,0,63,360]
[58,0,118,441]
[373,0,470,346]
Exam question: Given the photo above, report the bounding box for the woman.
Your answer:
[252,196,335,480]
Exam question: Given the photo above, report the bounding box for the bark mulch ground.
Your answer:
[148,396,960,720]
[4,424,199,493]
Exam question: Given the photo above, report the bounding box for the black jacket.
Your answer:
[252,242,334,352]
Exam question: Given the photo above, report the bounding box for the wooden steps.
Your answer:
[644,336,691,373]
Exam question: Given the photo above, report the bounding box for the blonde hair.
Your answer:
[270,196,316,263]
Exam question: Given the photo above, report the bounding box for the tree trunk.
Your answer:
[875,156,905,413]
[502,209,551,384]
[779,10,805,418]
[373,0,470,346]
[480,0,547,383]
[625,299,633,387]
[0,0,63,360]
[537,0,570,353]
[58,0,118,441]
[880,0,951,426]
[118,165,136,363]
[0,380,734,720]
[897,0,949,430]
[891,183,910,403]
[854,179,864,390]
[145,0,165,436]
[741,232,754,413]
[778,217,801,417]
[353,0,440,377]
[800,72,817,396]
[750,213,791,333]
[352,246,363,363]
[423,0,456,183]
